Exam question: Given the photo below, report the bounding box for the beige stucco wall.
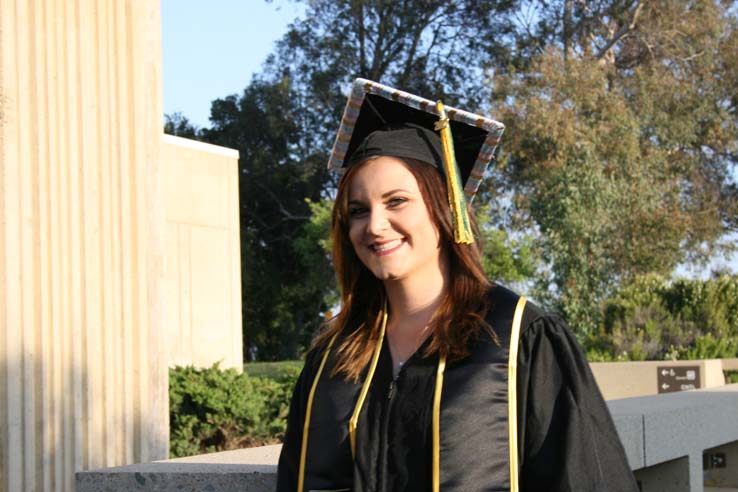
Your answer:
[0,1,167,491]
[162,134,242,370]
[591,359,726,400]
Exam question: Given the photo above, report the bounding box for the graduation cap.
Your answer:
[327,78,505,244]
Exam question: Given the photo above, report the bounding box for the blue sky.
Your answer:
[162,0,304,128]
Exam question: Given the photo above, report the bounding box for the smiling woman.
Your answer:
[276,79,639,492]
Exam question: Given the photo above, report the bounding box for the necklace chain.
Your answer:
[389,323,430,374]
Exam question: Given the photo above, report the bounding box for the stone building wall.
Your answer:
[162,134,242,370]
[0,1,168,490]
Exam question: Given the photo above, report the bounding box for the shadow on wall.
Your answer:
[2,352,169,492]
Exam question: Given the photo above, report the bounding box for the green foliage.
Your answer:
[588,302,694,361]
[679,334,738,360]
[271,0,521,113]
[201,78,333,360]
[169,364,298,458]
[494,2,738,333]
[475,203,536,286]
[584,275,738,361]
[164,112,201,139]
[294,198,339,308]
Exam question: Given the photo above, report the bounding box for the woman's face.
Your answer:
[347,156,443,283]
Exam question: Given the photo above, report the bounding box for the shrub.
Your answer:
[677,334,738,360]
[169,363,299,458]
[726,371,738,384]
[584,275,738,361]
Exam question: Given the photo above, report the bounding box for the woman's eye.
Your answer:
[348,207,368,217]
[387,197,407,207]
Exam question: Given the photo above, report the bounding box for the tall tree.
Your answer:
[493,0,738,334]
[201,77,332,360]
[263,0,522,151]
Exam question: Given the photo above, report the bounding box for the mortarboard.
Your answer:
[327,78,505,244]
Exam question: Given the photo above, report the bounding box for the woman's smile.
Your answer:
[370,238,405,255]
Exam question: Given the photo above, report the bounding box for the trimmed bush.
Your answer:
[169,363,299,458]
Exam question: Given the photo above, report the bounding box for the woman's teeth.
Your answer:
[372,239,403,252]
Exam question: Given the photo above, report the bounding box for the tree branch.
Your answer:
[397,7,446,87]
[254,181,311,221]
[595,0,646,60]
[357,2,367,74]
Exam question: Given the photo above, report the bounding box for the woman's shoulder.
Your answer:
[484,283,569,339]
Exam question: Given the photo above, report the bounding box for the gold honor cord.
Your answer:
[432,353,447,492]
[434,101,474,244]
[349,305,388,457]
[508,296,527,492]
[298,332,339,492]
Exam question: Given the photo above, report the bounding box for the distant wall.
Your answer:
[591,359,726,400]
[162,135,242,370]
[0,1,167,491]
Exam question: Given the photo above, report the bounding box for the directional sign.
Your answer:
[657,366,700,394]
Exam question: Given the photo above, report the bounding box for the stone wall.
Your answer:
[162,135,242,370]
[0,1,167,490]
[591,359,727,400]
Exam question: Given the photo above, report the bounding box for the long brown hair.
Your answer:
[313,157,492,382]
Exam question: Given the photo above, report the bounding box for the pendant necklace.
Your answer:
[389,324,431,378]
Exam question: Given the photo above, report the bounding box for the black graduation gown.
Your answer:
[276,285,638,492]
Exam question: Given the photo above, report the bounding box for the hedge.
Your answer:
[169,363,299,458]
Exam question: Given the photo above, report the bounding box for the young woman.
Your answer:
[276,80,638,492]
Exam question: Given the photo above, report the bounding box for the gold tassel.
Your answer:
[434,101,474,244]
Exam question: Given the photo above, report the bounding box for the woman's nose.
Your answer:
[366,209,390,235]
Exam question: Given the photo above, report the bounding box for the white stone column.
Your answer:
[0,1,167,490]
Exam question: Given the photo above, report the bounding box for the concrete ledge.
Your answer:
[723,358,738,371]
[609,384,738,492]
[76,446,280,492]
[609,384,738,468]
[162,133,240,158]
[612,413,645,470]
[77,385,738,492]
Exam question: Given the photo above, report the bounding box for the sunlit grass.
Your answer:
[243,360,304,379]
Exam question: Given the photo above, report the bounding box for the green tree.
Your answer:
[294,198,339,309]
[494,0,738,334]
[475,203,536,286]
[268,0,521,120]
[164,112,201,139]
[201,78,332,360]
